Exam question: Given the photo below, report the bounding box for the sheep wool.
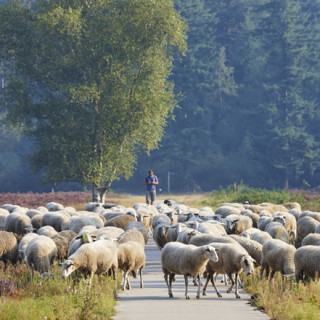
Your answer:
[161,242,218,299]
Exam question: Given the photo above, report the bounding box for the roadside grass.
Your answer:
[1,186,320,319]
[0,262,120,320]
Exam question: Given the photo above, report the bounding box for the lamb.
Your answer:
[259,239,296,280]
[0,231,19,268]
[117,229,145,247]
[61,239,118,286]
[301,233,320,246]
[161,242,219,299]
[153,223,170,249]
[294,245,320,282]
[225,214,253,235]
[24,235,58,280]
[202,242,258,298]
[117,241,146,290]
[4,212,34,235]
[105,214,136,230]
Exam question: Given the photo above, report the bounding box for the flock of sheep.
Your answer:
[0,198,319,300]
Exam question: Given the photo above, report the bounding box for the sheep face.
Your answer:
[240,255,257,276]
[226,219,238,234]
[203,245,219,262]
[61,260,77,279]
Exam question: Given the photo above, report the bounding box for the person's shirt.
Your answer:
[145,175,158,191]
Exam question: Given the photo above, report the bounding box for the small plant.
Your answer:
[0,278,14,296]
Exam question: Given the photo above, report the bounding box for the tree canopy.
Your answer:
[0,0,187,200]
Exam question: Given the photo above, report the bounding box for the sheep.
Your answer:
[152,214,172,229]
[264,221,289,243]
[2,204,21,213]
[117,241,146,290]
[297,216,320,242]
[124,221,149,244]
[282,202,301,212]
[93,226,124,240]
[37,225,58,238]
[197,222,227,236]
[153,223,170,249]
[41,211,71,232]
[117,229,145,247]
[67,231,94,257]
[257,215,272,231]
[51,230,77,261]
[161,242,219,299]
[259,239,296,280]
[189,234,237,246]
[0,231,19,268]
[228,235,263,266]
[301,233,320,246]
[83,202,102,212]
[18,233,40,260]
[202,242,258,298]
[240,210,259,228]
[0,208,10,231]
[46,202,64,211]
[31,214,44,230]
[225,214,253,235]
[298,211,320,222]
[136,208,153,232]
[105,214,136,230]
[294,245,320,282]
[251,230,273,245]
[68,215,105,234]
[176,228,201,244]
[24,235,58,280]
[61,239,118,287]
[166,223,188,242]
[214,205,241,218]
[4,212,34,235]
[273,212,297,240]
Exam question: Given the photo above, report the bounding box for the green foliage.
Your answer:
[0,0,187,196]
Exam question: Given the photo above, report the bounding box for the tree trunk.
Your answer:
[92,186,108,203]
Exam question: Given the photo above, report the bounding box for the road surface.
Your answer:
[114,239,270,320]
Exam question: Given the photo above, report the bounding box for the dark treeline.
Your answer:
[1,0,320,193]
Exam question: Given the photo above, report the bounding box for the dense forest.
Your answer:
[1,0,320,194]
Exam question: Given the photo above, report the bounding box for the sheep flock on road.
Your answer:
[0,198,319,300]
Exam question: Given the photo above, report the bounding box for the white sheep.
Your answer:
[259,239,296,280]
[0,208,10,231]
[24,235,58,280]
[166,223,188,242]
[214,205,241,218]
[251,230,273,245]
[161,242,219,299]
[46,202,64,211]
[67,230,94,257]
[294,245,320,282]
[4,212,34,235]
[117,229,145,247]
[153,223,170,249]
[176,228,200,244]
[105,214,136,230]
[0,231,19,268]
[264,221,289,243]
[117,241,146,290]
[68,215,105,233]
[197,222,227,236]
[272,212,297,240]
[37,225,58,238]
[61,239,118,286]
[225,214,253,235]
[301,233,320,246]
[41,211,71,232]
[297,216,320,241]
[18,233,40,260]
[202,242,258,298]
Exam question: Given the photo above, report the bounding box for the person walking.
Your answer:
[144,170,158,205]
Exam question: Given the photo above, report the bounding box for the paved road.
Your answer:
[114,240,270,320]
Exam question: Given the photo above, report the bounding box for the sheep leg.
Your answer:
[126,275,131,290]
[196,275,202,299]
[202,273,211,296]
[269,270,276,281]
[226,272,235,294]
[139,267,144,288]
[234,273,241,299]
[122,271,128,291]
[164,272,174,298]
[184,275,190,299]
[88,271,94,287]
[210,273,222,298]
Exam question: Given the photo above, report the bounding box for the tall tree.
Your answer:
[0,0,187,201]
